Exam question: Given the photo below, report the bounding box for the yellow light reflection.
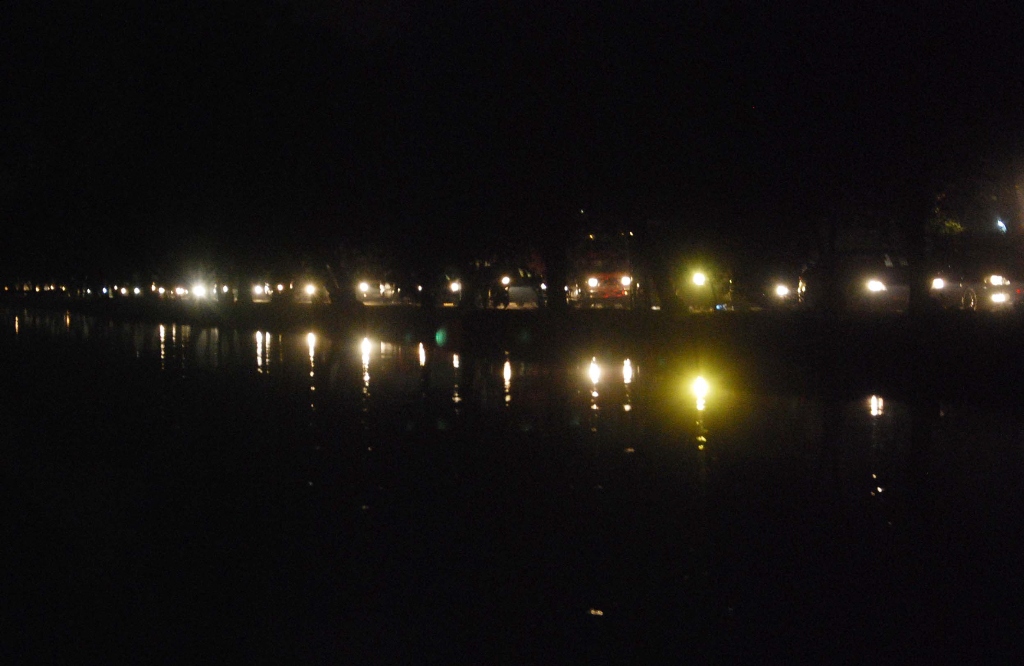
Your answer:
[418,342,426,367]
[870,395,884,417]
[307,332,316,365]
[588,357,601,385]
[503,358,512,403]
[693,376,709,412]
[622,359,633,384]
[159,324,165,367]
[256,331,263,372]
[14,317,18,334]
[453,353,460,369]
[360,337,372,358]
[693,272,707,286]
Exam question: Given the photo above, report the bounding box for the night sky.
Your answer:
[5,2,1024,279]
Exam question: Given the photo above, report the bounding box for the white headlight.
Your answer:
[775,284,790,297]
[931,278,945,290]
[359,282,370,293]
[866,280,886,292]
[253,285,264,295]
[621,276,632,287]
[989,275,1007,286]
[587,277,599,288]
[305,284,316,296]
[991,292,1009,303]
[501,276,511,286]
[192,284,207,298]
[693,272,707,286]
[449,281,461,293]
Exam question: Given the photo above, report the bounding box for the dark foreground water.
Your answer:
[2,307,1023,662]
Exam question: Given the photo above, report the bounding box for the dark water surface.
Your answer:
[3,307,1023,662]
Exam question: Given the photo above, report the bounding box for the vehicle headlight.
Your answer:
[192,284,207,298]
[621,276,632,287]
[931,278,945,290]
[304,284,316,296]
[253,285,264,295]
[358,282,370,293]
[991,292,1009,303]
[449,281,461,293]
[775,284,790,298]
[989,275,1008,286]
[693,272,707,286]
[866,280,886,292]
[501,276,511,286]
[587,277,599,288]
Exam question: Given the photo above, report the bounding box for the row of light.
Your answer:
[587,276,632,288]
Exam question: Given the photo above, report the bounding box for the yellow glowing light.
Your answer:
[990,275,1007,286]
[623,359,633,384]
[253,285,264,295]
[359,281,370,293]
[418,342,426,367]
[193,284,208,298]
[693,272,707,286]
[133,287,141,295]
[587,277,599,288]
[307,332,316,360]
[991,292,1008,303]
[120,287,128,295]
[222,285,229,293]
[360,337,372,357]
[692,376,709,400]
[305,284,316,296]
[501,276,511,286]
[175,287,186,296]
[589,357,601,385]
[158,287,165,295]
[866,280,886,292]
[696,397,706,412]
[931,278,945,290]
[775,284,790,297]
[450,281,461,293]
[503,360,512,384]
[870,395,884,417]
[453,353,460,369]
[621,275,632,287]
[277,284,284,292]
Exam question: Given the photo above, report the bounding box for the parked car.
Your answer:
[929,266,1019,311]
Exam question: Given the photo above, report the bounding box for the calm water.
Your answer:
[3,307,1023,662]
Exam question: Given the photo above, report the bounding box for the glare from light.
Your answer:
[540,283,547,290]
[158,287,165,295]
[359,281,370,293]
[866,280,886,292]
[587,277,599,288]
[775,284,790,297]
[696,397,706,412]
[133,287,141,295]
[193,284,208,298]
[870,395,884,417]
[305,284,316,296]
[931,278,945,290]
[588,357,601,385]
[989,275,1007,286]
[693,272,707,286]
[222,285,229,294]
[175,287,186,296]
[453,353,460,369]
[102,287,108,294]
[277,284,284,292]
[623,359,633,384]
[991,292,1008,303]
[151,284,156,292]
[253,285,264,295]
[692,376,709,400]
[307,332,316,360]
[501,276,511,286]
[418,342,426,367]
[450,281,461,293]
[621,276,632,287]
[120,287,127,295]
[997,219,1007,233]
[360,337,372,357]
[503,360,512,386]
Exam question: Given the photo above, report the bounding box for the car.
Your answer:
[798,253,910,313]
[929,267,1019,311]
[567,232,638,309]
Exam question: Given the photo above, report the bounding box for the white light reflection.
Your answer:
[418,342,426,367]
[453,353,460,370]
[159,324,166,369]
[361,337,372,394]
[589,357,601,385]
[622,359,633,384]
[870,395,884,417]
[14,316,17,335]
[452,353,462,406]
[307,332,316,368]
[503,358,512,404]
[256,331,263,372]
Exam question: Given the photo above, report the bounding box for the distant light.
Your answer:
[151,284,156,292]
[418,342,426,367]
[253,285,264,296]
[692,376,709,400]
[540,283,547,290]
[120,287,127,296]
[453,353,460,369]
[222,285,229,294]
[588,357,601,385]
[305,284,316,296]
[931,278,945,290]
[277,284,284,292]
[192,284,207,298]
[102,287,108,294]
[693,272,707,286]
[417,285,423,292]
[989,275,1007,286]
[307,332,316,360]
[621,276,632,287]
[86,289,92,295]
[997,219,1007,233]
[175,287,186,296]
[623,359,633,384]
[359,281,370,293]
[866,280,886,292]
[587,277,599,288]
[501,276,511,286]
[449,281,461,293]
[992,292,1009,303]
[775,284,790,298]
[133,287,141,295]
[503,360,512,385]
[158,287,165,295]
[360,337,372,357]
[870,395,884,417]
